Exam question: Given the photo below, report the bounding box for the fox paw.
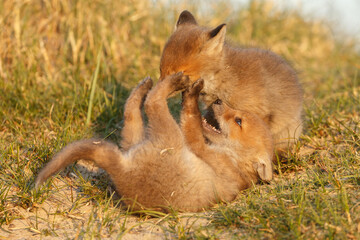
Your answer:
[133,76,153,97]
[184,79,204,97]
[190,78,204,94]
[138,76,153,90]
[164,72,190,91]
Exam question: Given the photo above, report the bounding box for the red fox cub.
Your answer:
[35,73,273,212]
[160,10,303,152]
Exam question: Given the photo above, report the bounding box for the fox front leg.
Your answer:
[121,77,153,150]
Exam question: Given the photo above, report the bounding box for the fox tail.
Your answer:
[35,139,123,188]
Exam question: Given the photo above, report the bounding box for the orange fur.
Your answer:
[35,73,273,212]
[160,10,303,151]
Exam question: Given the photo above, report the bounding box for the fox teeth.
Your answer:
[212,127,221,134]
[202,118,221,134]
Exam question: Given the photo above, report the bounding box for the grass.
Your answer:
[0,0,359,238]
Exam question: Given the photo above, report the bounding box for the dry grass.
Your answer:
[0,0,359,239]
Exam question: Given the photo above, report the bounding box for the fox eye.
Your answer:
[235,117,242,127]
[214,99,222,105]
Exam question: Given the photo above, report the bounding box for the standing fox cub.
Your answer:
[35,73,273,212]
[160,10,303,151]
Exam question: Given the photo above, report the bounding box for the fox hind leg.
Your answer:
[144,72,190,144]
[120,77,153,150]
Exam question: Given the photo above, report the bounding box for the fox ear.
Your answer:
[204,24,226,56]
[253,155,273,182]
[176,10,197,28]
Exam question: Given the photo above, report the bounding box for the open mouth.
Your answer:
[202,118,221,134]
[202,107,221,134]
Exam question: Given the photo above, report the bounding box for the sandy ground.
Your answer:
[0,160,214,239]
[1,193,210,239]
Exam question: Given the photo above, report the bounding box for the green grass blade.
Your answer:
[86,49,102,126]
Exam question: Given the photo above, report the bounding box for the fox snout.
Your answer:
[160,73,199,84]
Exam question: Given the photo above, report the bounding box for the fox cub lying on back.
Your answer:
[160,10,303,151]
[35,73,273,212]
